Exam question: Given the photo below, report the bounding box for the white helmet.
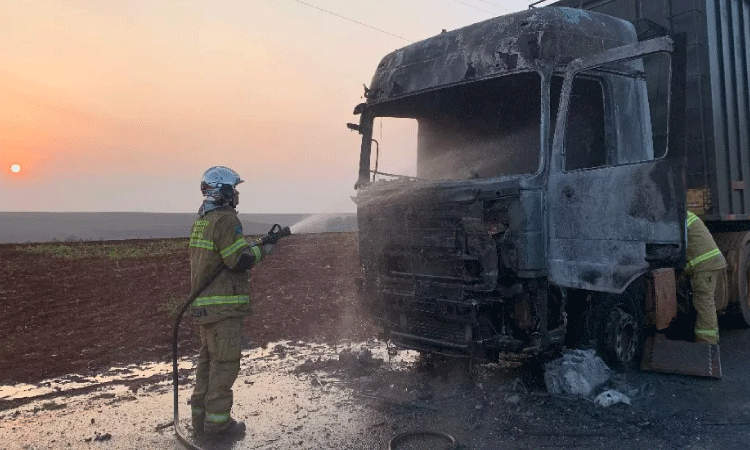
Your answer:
[200,166,243,206]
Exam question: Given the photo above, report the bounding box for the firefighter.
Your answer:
[686,211,727,344]
[188,166,274,437]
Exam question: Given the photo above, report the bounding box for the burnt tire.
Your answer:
[734,242,750,326]
[594,286,645,371]
[714,232,750,327]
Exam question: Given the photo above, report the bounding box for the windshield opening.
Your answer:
[368,72,542,181]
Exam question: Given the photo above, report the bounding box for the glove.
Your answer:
[262,243,275,256]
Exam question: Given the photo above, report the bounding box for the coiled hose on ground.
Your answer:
[388,430,458,450]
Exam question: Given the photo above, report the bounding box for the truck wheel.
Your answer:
[595,287,645,370]
[714,232,750,327]
[736,242,750,325]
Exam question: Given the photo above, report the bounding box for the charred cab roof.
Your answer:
[366,7,637,106]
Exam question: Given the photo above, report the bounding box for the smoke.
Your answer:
[417,118,539,180]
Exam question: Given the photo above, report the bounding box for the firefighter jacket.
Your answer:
[686,211,727,273]
[189,206,264,324]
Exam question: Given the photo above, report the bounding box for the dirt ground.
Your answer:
[0,232,369,385]
[2,233,750,450]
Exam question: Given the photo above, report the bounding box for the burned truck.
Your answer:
[351,4,750,370]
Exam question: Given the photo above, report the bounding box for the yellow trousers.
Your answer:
[190,317,243,431]
[691,270,720,344]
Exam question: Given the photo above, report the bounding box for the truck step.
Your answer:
[641,334,721,379]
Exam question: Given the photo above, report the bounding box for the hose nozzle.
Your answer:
[259,223,292,245]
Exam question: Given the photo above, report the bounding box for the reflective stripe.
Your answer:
[695,328,719,338]
[251,245,262,261]
[190,239,217,251]
[687,248,723,270]
[193,295,249,307]
[687,211,700,227]
[191,406,204,416]
[220,237,249,258]
[206,413,230,424]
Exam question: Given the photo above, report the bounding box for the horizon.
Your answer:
[0,210,357,244]
[0,0,537,214]
[0,210,355,215]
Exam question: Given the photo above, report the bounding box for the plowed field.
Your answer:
[0,232,369,384]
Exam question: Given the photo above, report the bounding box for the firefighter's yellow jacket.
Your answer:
[189,206,264,324]
[686,211,727,273]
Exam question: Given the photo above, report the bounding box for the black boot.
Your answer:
[191,414,204,436]
[205,419,246,437]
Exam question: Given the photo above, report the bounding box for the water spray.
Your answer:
[289,214,346,235]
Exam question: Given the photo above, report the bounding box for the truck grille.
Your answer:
[404,313,468,345]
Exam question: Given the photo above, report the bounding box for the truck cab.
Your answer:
[352,7,686,368]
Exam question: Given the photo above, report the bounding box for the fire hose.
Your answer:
[172,224,290,450]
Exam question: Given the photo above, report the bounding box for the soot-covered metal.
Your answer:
[365,8,635,106]
[353,6,683,360]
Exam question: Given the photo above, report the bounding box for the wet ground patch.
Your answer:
[2,334,750,449]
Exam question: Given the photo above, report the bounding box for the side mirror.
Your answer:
[346,123,362,132]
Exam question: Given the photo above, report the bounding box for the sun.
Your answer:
[11,164,21,173]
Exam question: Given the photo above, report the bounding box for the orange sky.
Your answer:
[0,0,531,212]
